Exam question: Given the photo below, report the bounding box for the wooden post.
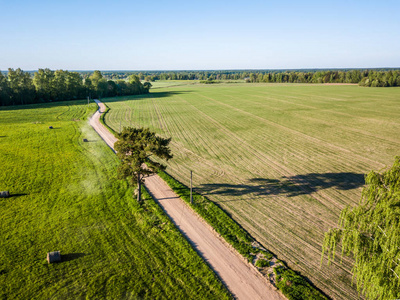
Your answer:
[87,96,89,107]
[190,170,193,204]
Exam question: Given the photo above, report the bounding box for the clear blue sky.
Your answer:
[1,0,399,70]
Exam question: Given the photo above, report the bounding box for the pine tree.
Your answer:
[114,127,173,203]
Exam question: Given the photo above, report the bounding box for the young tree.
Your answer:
[114,127,173,203]
[322,157,400,300]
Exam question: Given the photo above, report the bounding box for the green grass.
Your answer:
[102,82,400,299]
[0,100,230,299]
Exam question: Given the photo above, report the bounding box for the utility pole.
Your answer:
[190,170,193,204]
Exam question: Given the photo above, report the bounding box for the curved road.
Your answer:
[90,100,285,300]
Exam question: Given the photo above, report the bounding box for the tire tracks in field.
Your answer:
[175,94,342,230]
[200,90,386,170]
[234,90,400,148]
[189,92,357,207]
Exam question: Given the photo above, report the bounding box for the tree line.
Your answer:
[100,69,400,87]
[0,69,151,106]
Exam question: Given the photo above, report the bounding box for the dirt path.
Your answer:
[90,100,285,300]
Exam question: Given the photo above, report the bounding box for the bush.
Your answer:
[255,259,269,268]
[275,268,327,300]
[259,250,274,260]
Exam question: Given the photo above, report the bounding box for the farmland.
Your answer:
[0,101,230,299]
[103,83,400,299]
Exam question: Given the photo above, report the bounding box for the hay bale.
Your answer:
[83,138,88,142]
[49,126,53,129]
[47,251,61,263]
[0,191,9,198]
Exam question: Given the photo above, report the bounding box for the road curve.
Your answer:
[90,100,285,300]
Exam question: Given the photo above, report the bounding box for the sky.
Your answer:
[1,0,399,70]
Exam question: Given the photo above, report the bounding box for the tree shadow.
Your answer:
[0,90,192,112]
[4,193,28,198]
[102,90,193,104]
[61,253,86,262]
[198,172,365,199]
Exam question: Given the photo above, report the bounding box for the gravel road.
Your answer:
[90,100,285,300]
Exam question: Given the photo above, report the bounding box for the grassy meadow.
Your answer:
[102,82,400,299]
[0,101,230,299]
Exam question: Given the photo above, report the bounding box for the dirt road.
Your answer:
[90,100,285,300]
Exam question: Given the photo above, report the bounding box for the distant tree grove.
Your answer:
[101,69,400,87]
[0,69,150,106]
[1,68,399,106]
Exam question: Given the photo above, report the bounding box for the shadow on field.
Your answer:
[103,90,193,104]
[198,172,365,199]
[62,253,86,262]
[8,193,28,198]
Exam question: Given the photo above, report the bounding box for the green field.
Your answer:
[103,83,400,299]
[0,101,230,299]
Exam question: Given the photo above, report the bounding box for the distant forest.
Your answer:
[101,68,400,87]
[1,68,399,106]
[0,69,150,106]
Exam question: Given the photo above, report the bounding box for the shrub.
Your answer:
[255,259,269,268]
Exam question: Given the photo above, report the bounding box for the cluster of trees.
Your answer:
[0,69,151,106]
[100,69,400,87]
[245,69,400,87]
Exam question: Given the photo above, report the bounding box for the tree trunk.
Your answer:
[137,171,141,203]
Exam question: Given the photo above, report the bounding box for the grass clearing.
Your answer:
[0,100,230,299]
[103,82,400,299]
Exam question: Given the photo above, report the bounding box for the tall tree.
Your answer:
[7,68,35,105]
[322,157,400,300]
[0,71,11,106]
[114,127,173,203]
[33,68,55,101]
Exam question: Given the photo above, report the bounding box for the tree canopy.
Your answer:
[98,69,400,87]
[114,127,173,203]
[0,69,150,106]
[322,157,400,300]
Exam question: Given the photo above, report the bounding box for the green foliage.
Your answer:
[260,250,274,260]
[255,259,269,268]
[0,101,230,299]
[0,69,149,107]
[275,268,327,300]
[200,80,221,84]
[322,157,400,300]
[115,127,172,202]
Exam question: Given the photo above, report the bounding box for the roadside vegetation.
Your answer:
[0,101,230,299]
[102,83,400,299]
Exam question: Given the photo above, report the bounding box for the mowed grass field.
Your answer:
[0,101,230,299]
[103,83,400,299]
